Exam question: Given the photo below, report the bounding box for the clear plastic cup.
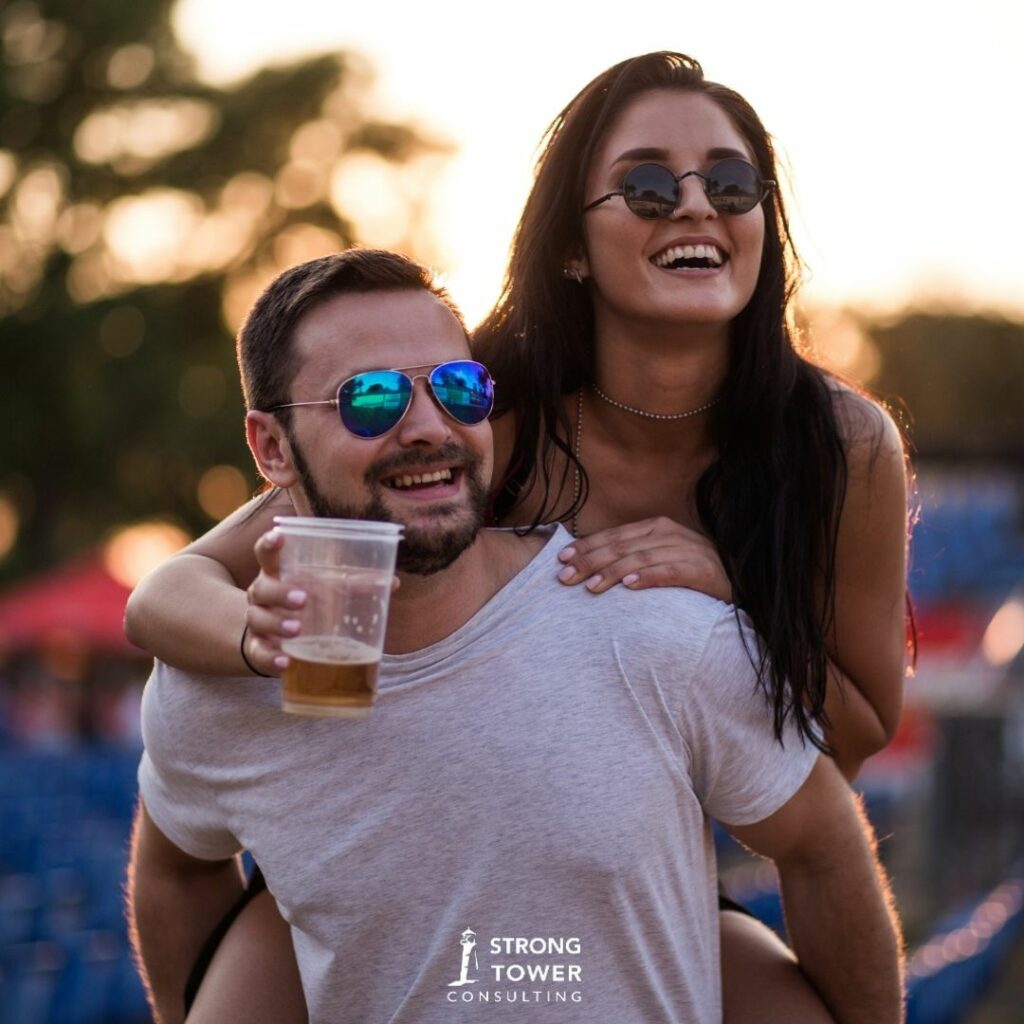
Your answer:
[273,517,403,717]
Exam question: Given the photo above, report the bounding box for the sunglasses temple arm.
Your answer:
[272,399,339,410]
[582,191,621,212]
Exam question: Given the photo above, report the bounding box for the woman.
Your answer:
[127,52,910,1022]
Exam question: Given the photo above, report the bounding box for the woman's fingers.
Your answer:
[558,517,671,565]
[251,638,289,678]
[246,534,398,674]
[613,558,731,601]
[560,517,701,567]
[254,528,285,576]
[248,527,306,630]
[243,529,306,677]
[249,574,304,612]
[245,606,293,641]
[559,518,704,580]
[576,546,725,597]
[557,518,732,601]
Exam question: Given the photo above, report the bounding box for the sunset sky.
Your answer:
[174,0,1021,327]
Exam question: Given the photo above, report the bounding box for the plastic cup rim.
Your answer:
[273,516,404,540]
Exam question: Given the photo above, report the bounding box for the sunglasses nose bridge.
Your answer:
[668,169,716,218]
[394,375,454,442]
[409,372,452,418]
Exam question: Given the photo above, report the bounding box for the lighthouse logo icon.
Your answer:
[447,927,479,987]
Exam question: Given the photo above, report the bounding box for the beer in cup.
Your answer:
[273,517,402,717]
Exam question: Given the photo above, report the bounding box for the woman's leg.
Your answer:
[720,909,835,1024]
[186,888,307,1024]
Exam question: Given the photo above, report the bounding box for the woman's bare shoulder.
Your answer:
[829,382,907,471]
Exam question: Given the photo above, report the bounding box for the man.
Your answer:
[127,249,903,1023]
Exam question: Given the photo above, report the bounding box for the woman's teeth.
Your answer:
[385,468,453,489]
[652,244,725,269]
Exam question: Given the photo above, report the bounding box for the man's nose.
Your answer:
[394,379,452,446]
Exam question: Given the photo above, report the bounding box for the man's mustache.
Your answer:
[365,442,482,483]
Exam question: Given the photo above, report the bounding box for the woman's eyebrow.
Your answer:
[609,145,750,167]
[706,146,749,161]
[609,146,670,166]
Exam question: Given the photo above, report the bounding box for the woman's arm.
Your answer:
[126,413,520,675]
[819,395,909,777]
[124,490,294,674]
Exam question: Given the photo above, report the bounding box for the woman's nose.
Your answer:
[670,173,717,220]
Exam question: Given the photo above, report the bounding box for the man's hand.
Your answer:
[728,757,904,1024]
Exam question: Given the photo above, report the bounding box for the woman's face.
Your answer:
[579,89,767,333]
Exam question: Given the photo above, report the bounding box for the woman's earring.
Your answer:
[562,265,584,283]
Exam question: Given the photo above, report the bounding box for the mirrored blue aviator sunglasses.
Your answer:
[583,159,775,219]
[270,359,496,439]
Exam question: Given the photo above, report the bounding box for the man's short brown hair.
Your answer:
[237,249,467,423]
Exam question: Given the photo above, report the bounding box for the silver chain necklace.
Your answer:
[571,385,719,538]
[571,388,585,539]
[591,382,722,420]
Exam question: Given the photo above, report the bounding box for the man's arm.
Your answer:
[728,756,904,1024]
[126,800,246,1024]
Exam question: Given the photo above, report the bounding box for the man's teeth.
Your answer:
[652,244,725,268]
[385,468,454,489]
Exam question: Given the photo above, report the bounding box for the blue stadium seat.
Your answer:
[50,929,122,1024]
[0,940,64,1024]
[0,874,41,945]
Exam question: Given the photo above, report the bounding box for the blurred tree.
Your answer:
[0,0,448,582]
[863,313,1024,462]
[803,307,1024,463]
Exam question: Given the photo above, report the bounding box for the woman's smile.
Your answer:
[580,89,765,330]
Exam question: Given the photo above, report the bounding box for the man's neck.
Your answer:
[383,529,548,655]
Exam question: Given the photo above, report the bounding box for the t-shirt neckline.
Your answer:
[380,523,569,677]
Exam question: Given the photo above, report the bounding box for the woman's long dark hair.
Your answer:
[475,52,860,749]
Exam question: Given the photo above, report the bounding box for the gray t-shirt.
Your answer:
[139,525,817,1023]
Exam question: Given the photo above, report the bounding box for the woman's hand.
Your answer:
[557,517,733,603]
[240,528,403,678]
[241,529,306,678]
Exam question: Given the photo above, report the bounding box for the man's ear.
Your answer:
[246,411,298,489]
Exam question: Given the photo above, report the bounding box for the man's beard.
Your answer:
[287,435,489,576]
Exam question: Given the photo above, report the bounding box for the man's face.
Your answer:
[282,289,493,576]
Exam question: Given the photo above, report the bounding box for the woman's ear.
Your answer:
[246,411,298,489]
[562,252,589,283]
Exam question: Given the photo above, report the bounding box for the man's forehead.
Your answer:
[293,289,469,376]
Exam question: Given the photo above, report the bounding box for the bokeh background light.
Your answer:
[101,522,190,590]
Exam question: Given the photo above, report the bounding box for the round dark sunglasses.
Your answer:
[271,359,495,439]
[583,159,775,219]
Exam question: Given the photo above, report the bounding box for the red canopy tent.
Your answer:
[0,558,140,656]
